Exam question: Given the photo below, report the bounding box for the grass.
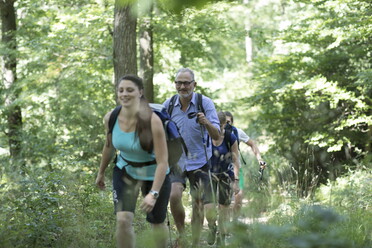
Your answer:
[0,158,370,248]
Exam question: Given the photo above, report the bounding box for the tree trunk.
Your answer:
[139,5,154,102]
[243,0,252,63]
[0,0,23,163]
[113,1,137,88]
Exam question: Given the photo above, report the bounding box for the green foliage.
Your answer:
[230,204,370,248]
[1,0,371,247]
[0,163,115,248]
[315,169,371,210]
[157,0,231,14]
[245,0,372,189]
[0,0,116,171]
[152,2,248,103]
[153,3,246,76]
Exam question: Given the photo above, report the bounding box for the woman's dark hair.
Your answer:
[112,75,154,153]
[224,111,234,124]
[218,111,227,125]
[118,74,144,90]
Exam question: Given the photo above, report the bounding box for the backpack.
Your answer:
[167,93,210,147]
[224,123,247,165]
[107,104,186,168]
[211,124,235,174]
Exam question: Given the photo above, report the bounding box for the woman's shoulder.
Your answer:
[151,112,162,126]
[104,109,115,122]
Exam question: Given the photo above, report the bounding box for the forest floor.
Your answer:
[173,198,270,247]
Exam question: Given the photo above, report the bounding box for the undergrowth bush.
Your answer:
[230,204,370,248]
[315,169,371,210]
[0,160,115,248]
[1,157,370,248]
[228,167,371,248]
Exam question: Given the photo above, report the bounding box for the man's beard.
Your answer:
[178,90,193,99]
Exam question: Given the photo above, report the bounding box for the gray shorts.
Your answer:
[170,162,213,204]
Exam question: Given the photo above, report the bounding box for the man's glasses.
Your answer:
[174,80,194,86]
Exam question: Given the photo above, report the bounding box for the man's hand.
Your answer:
[259,161,266,169]
[196,112,209,125]
[259,161,266,180]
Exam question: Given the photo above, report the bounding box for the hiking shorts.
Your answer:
[169,165,187,189]
[212,172,233,206]
[185,163,213,204]
[170,162,213,204]
[112,165,171,224]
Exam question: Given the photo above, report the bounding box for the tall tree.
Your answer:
[0,0,23,164]
[114,1,137,87]
[139,3,154,102]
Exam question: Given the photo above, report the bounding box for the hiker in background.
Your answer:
[163,68,220,247]
[95,75,171,248]
[206,111,240,246]
[224,111,266,220]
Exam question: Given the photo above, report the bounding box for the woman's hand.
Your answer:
[95,173,106,190]
[140,193,157,213]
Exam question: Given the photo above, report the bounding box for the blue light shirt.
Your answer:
[112,118,169,180]
[163,93,220,171]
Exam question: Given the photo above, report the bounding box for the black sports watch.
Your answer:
[149,190,159,199]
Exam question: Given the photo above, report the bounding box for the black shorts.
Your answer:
[211,172,233,206]
[112,166,171,224]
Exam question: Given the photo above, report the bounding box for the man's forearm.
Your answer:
[205,121,220,140]
[246,140,263,162]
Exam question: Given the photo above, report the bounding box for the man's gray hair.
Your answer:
[175,68,195,81]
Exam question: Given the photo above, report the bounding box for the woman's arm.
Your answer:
[96,111,116,190]
[141,113,168,213]
[150,113,168,192]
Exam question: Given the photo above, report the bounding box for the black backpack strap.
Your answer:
[167,94,178,117]
[233,127,239,144]
[240,151,247,165]
[120,153,156,167]
[108,105,122,135]
[196,93,205,114]
[195,93,210,147]
[224,128,232,152]
[107,105,122,164]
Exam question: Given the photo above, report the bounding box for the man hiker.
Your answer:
[163,68,220,247]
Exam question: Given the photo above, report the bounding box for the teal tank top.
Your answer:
[112,119,158,180]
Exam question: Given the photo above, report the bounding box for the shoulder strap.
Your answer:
[224,128,232,152]
[108,105,122,135]
[167,94,178,116]
[196,93,210,147]
[196,93,205,114]
[107,105,122,164]
[233,126,239,144]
